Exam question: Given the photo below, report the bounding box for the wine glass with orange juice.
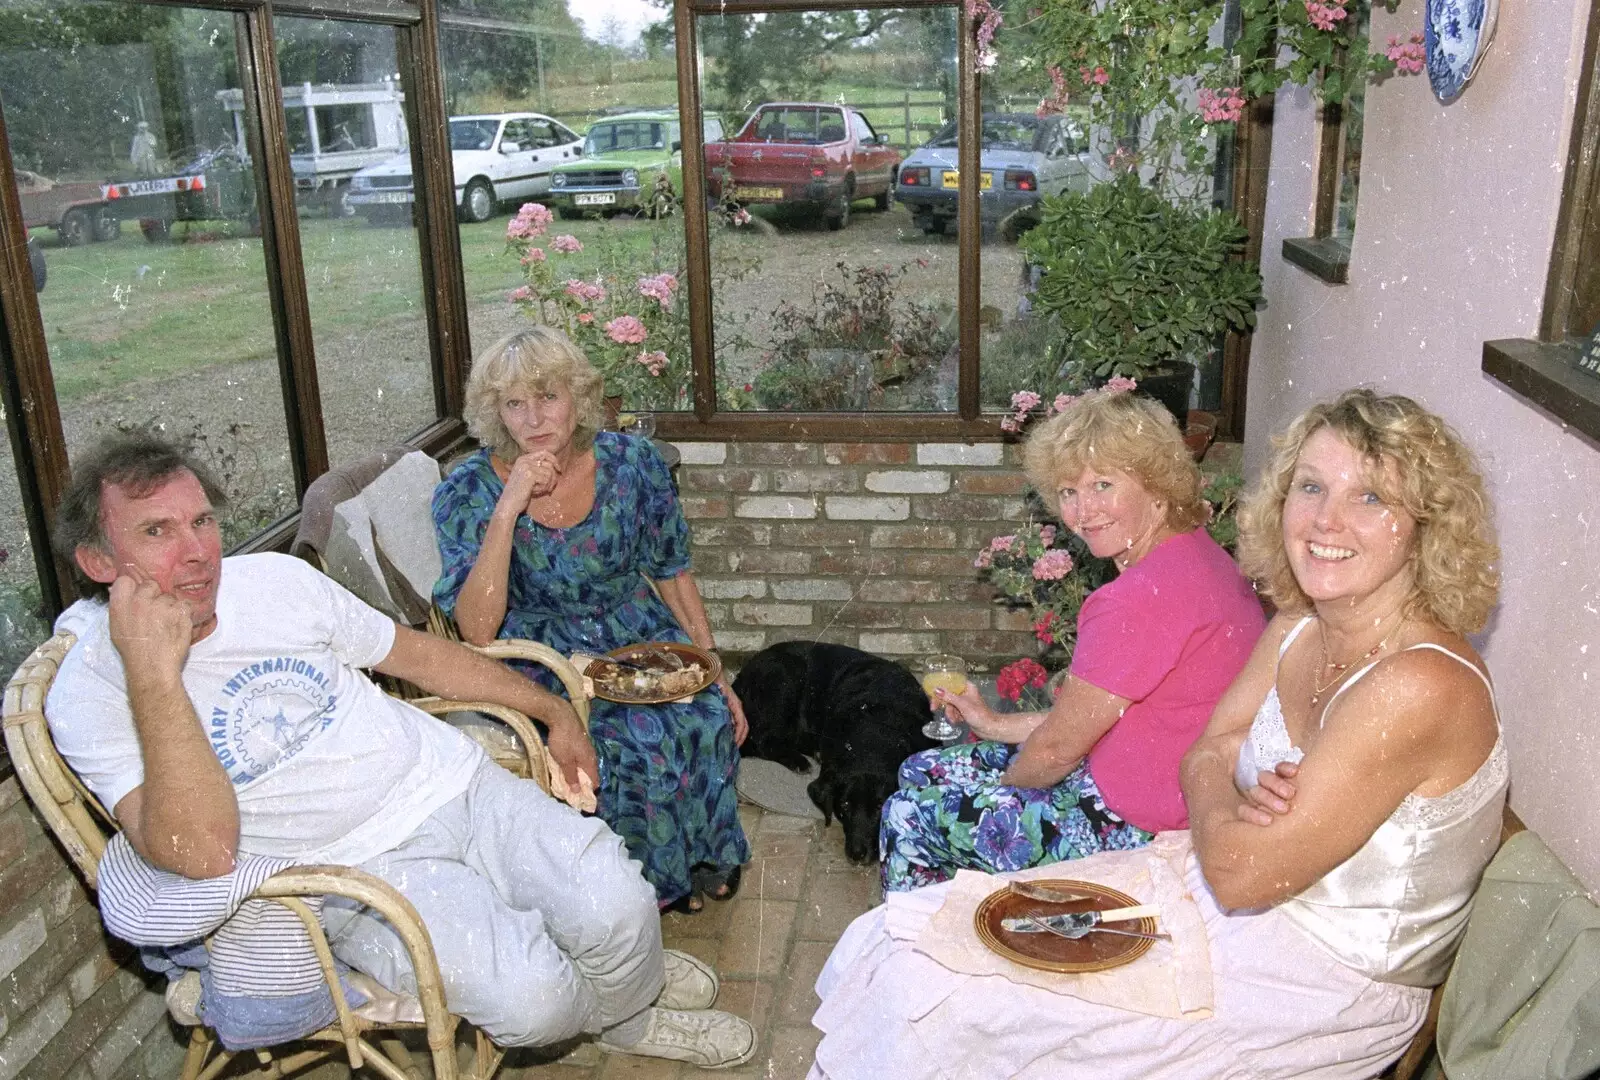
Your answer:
[921,654,969,741]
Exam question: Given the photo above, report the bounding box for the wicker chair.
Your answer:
[288,445,595,775]
[2,631,561,1080]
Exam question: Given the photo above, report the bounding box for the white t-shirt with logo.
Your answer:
[47,552,485,866]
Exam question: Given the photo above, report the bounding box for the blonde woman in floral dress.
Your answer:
[879,391,1263,890]
[431,327,749,913]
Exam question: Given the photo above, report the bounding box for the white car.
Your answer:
[348,112,584,223]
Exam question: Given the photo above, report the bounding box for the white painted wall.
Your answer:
[1245,1,1600,887]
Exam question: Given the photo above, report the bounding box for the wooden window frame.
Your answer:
[0,0,473,614]
[1281,47,1358,286]
[1482,6,1600,441]
[0,0,1271,623]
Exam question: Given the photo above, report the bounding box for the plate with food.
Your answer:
[974,879,1159,974]
[585,642,721,705]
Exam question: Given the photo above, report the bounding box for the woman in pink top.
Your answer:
[880,390,1264,890]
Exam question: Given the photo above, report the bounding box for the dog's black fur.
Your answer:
[733,642,940,863]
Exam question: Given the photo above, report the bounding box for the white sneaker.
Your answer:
[598,1006,757,1069]
[658,948,719,1010]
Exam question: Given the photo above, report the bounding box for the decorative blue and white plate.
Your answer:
[1425,0,1499,101]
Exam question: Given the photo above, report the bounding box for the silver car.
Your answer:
[894,113,1090,235]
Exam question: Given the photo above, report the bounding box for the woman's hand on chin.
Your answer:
[503,450,563,510]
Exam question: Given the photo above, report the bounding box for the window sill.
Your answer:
[1281,236,1350,285]
[1483,338,1600,442]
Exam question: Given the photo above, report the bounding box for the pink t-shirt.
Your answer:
[1074,528,1264,832]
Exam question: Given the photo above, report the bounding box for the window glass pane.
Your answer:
[700,7,962,412]
[3,2,297,549]
[275,15,436,467]
[0,421,50,670]
[437,0,693,415]
[977,12,1231,420]
[1333,11,1371,242]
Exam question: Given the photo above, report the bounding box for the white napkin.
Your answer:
[909,833,1213,1020]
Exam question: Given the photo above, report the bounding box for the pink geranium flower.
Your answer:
[507,203,553,240]
[635,349,669,376]
[551,234,583,254]
[507,285,532,302]
[605,315,648,344]
[562,279,607,305]
[1031,549,1074,581]
[1304,0,1348,32]
[1037,65,1071,117]
[1386,32,1426,75]
[521,247,547,264]
[577,312,594,325]
[1198,87,1246,124]
[637,272,678,309]
[1102,375,1138,394]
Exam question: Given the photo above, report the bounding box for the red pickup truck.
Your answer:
[703,103,901,231]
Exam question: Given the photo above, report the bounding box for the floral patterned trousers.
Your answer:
[879,741,1155,892]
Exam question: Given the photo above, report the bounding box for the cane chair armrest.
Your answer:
[405,698,554,794]
[3,631,114,886]
[250,865,459,1075]
[461,640,591,730]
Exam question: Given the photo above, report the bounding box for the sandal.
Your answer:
[662,891,704,915]
[694,865,743,903]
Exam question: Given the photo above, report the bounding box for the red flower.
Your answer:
[996,657,1049,702]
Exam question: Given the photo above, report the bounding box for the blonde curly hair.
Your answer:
[1237,389,1500,635]
[462,326,606,461]
[1022,391,1207,533]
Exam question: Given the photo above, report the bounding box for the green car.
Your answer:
[548,110,725,218]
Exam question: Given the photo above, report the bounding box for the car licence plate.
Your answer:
[941,171,993,190]
[735,186,785,201]
[364,191,412,204]
[573,192,616,206]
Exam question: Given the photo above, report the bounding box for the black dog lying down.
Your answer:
[733,641,940,863]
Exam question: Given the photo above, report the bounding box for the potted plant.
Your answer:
[1017,173,1262,425]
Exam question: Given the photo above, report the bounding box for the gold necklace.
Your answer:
[1310,613,1407,709]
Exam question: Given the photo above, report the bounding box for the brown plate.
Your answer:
[974,879,1158,974]
[585,642,721,705]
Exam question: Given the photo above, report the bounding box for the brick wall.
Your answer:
[0,775,185,1080]
[675,440,1038,672]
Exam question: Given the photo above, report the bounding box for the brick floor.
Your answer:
[298,803,873,1080]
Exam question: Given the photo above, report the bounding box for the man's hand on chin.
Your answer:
[108,569,195,676]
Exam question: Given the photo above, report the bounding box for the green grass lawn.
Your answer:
[30,211,673,401]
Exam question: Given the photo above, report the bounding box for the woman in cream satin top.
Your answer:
[807,389,1508,1080]
[1184,388,1507,988]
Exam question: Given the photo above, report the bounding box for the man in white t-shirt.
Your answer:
[44,432,755,1068]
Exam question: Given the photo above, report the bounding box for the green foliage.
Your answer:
[1202,467,1245,552]
[1012,0,1399,195]
[0,573,49,679]
[752,262,954,411]
[1018,173,1261,382]
[978,519,1116,665]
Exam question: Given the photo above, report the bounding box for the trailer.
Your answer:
[16,170,121,245]
[218,80,407,216]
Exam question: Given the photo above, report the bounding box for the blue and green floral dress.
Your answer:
[431,433,749,906]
